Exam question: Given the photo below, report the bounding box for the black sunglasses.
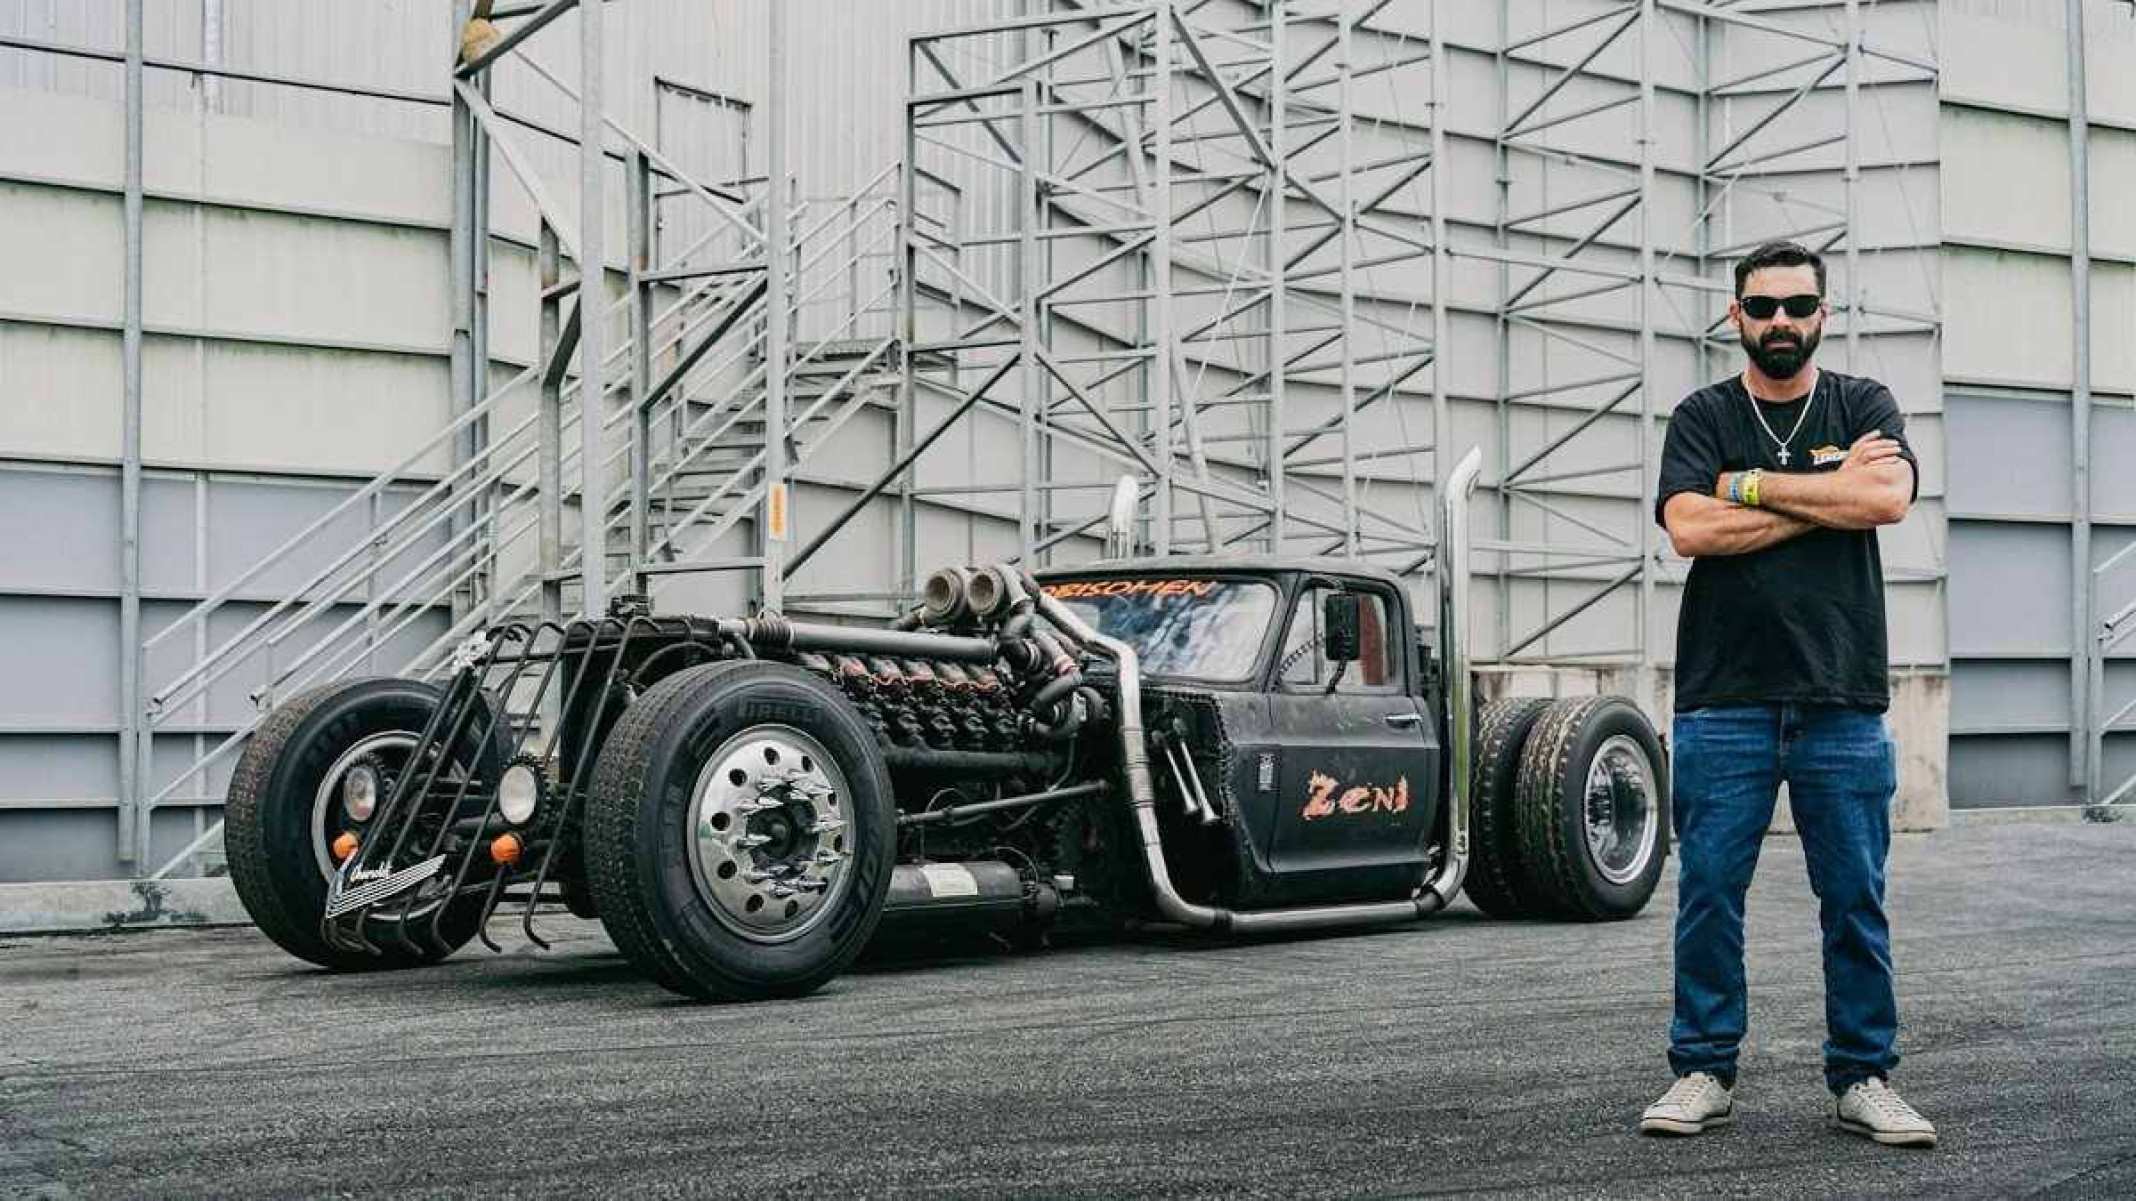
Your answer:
[1738,293,1821,320]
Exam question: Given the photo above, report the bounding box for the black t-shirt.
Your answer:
[1654,369,1919,714]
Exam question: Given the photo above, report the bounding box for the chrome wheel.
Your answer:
[309,731,419,881]
[687,724,853,944]
[1583,733,1658,885]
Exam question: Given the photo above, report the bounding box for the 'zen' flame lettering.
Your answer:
[1302,770,1409,820]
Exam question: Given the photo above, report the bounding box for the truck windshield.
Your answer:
[1041,577,1276,681]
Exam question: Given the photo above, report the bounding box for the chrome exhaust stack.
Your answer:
[1104,475,1138,560]
[1419,445,1484,911]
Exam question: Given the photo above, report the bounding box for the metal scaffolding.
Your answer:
[133,0,851,877]
[1473,0,1937,703]
[876,2,1443,582]
[0,0,1946,882]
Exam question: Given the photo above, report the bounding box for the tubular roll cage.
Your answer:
[321,439,1480,957]
[317,594,1028,958]
[321,614,733,957]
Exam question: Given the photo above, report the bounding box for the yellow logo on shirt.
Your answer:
[1810,444,1846,467]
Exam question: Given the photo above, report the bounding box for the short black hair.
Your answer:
[1734,241,1825,298]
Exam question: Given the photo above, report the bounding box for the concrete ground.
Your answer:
[2,818,2132,1200]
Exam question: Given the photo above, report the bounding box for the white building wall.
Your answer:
[0,0,1019,881]
[1940,0,2136,808]
[0,0,2126,885]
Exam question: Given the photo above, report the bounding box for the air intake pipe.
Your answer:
[919,566,976,626]
[967,565,1013,621]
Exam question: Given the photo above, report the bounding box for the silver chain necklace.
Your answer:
[1742,368,1817,466]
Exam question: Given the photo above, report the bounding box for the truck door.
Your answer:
[1261,582,1441,885]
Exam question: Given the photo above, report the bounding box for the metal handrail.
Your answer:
[140,248,758,703]
[622,218,898,510]
[2094,534,2135,809]
[258,276,783,700]
[634,263,902,515]
[647,333,898,561]
[144,171,907,880]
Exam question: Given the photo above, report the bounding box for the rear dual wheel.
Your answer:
[1463,695,1667,921]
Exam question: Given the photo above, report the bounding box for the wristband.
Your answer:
[1723,473,1741,505]
[1743,468,1762,508]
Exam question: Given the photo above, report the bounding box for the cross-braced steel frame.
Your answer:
[1456,0,1937,708]
[141,0,861,878]
[869,0,1939,717]
[118,0,1949,882]
[859,0,1446,601]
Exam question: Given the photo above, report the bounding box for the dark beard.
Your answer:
[1742,325,1819,379]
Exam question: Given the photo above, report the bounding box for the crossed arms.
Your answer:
[1661,430,1914,559]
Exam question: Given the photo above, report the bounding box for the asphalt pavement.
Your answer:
[3,817,2133,1200]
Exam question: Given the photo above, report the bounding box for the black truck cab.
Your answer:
[1035,557,1447,910]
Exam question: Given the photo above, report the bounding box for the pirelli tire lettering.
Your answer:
[223,554,1669,1002]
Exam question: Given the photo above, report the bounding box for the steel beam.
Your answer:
[455,0,578,79]
[898,43,921,595]
[577,0,607,616]
[538,221,564,626]
[756,1,792,609]
[2068,0,2099,805]
[1634,0,1658,715]
[119,0,144,866]
[1268,0,1288,551]
[626,150,654,598]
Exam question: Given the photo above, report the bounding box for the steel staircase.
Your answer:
[140,167,910,878]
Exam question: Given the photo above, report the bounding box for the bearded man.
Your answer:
[1637,241,1935,1148]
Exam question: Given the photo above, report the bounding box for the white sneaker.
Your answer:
[1639,1071,1736,1136]
[1833,1078,1937,1147]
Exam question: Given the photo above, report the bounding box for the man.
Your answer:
[1637,241,1936,1147]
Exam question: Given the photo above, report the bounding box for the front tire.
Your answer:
[1512,696,1670,920]
[224,677,502,969]
[584,661,895,1001]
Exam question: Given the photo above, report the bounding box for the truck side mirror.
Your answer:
[1323,592,1362,663]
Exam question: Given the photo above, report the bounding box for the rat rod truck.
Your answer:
[224,449,1668,1000]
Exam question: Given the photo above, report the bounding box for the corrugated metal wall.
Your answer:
[0,0,2124,885]
[0,0,1021,882]
[1940,0,2136,807]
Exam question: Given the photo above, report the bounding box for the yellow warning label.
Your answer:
[766,482,789,542]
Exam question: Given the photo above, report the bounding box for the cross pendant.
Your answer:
[1777,448,1790,466]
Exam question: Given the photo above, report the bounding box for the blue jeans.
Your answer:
[1667,703,1900,1094]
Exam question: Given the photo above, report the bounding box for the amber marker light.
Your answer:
[490,832,524,867]
[330,832,360,863]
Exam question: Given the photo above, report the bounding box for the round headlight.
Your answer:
[496,761,542,826]
[342,763,379,822]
